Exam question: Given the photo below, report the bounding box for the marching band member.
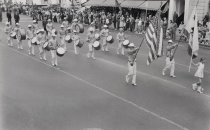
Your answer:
[46,19,54,39]
[125,43,139,86]
[86,27,96,59]
[72,30,80,55]
[49,31,59,66]
[59,25,67,51]
[88,22,95,33]
[36,29,47,61]
[100,25,110,51]
[14,23,23,50]
[26,25,34,55]
[116,27,126,55]
[162,40,178,78]
[4,22,12,46]
[192,57,206,94]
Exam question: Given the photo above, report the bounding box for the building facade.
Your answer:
[168,0,209,24]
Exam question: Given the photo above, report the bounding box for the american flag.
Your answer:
[145,9,163,65]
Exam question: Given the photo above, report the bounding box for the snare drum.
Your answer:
[56,47,65,57]
[95,33,100,41]
[76,40,83,48]
[106,35,114,44]
[10,32,17,39]
[31,37,37,45]
[65,35,72,43]
[93,41,101,50]
[122,40,130,48]
[43,42,51,51]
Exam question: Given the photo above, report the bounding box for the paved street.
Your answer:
[0,14,210,130]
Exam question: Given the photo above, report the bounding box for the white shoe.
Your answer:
[197,87,204,94]
[170,75,176,78]
[132,83,137,86]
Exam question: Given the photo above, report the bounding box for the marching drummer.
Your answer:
[14,23,23,50]
[49,31,59,66]
[125,43,139,86]
[116,27,126,55]
[4,22,12,46]
[46,19,54,39]
[162,40,178,78]
[26,25,34,55]
[100,25,110,51]
[59,25,67,52]
[72,30,80,55]
[36,29,47,61]
[86,27,96,59]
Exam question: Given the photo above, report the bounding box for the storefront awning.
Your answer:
[85,0,107,6]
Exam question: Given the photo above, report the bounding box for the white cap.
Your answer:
[73,19,78,22]
[16,23,19,25]
[28,25,32,28]
[47,19,51,22]
[104,25,108,28]
[6,22,9,25]
[168,40,173,43]
[89,27,94,32]
[67,27,71,30]
[128,43,135,47]
[73,30,77,33]
[33,20,36,23]
[60,25,64,28]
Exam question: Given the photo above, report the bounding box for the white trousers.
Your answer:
[50,50,57,66]
[87,43,95,58]
[38,45,46,60]
[102,38,109,51]
[163,57,175,76]
[126,61,137,84]
[117,41,124,55]
[73,42,79,54]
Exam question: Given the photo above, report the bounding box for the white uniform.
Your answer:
[49,38,59,66]
[116,32,126,55]
[87,32,95,59]
[72,34,80,54]
[36,33,46,60]
[100,29,109,51]
[59,29,66,51]
[4,26,12,46]
[26,29,34,54]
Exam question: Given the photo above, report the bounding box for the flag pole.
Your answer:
[188,0,199,72]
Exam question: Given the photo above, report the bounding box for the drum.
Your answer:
[106,35,114,44]
[56,47,65,57]
[43,42,51,51]
[65,35,72,43]
[10,32,17,39]
[122,40,130,48]
[93,41,101,50]
[76,24,84,33]
[95,33,100,41]
[31,37,37,45]
[76,40,83,48]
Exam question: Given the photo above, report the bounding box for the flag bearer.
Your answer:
[162,40,178,78]
[36,29,47,61]
[125,43,139,86]
[59,24,67,51]
[86,27,96,59]
[49,31,59,66]
[72,30,80,55]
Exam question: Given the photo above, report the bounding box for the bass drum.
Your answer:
[43,42,51,51]
[56,47,66,57]
[76,24,84,33]
[17,29,26,40]
[122,40,130,48]
[65,35,72,43]
[10,32,17,39]
[93,41,101,50]
[106,35,114,44]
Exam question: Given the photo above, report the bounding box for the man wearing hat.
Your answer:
[116,27,126,55]
[14,23,23,50]
[4,22,12,46]
[49,31,59,66]
[46,19,54,39]
[100,25,110,51]
[72,30,80,55]
[36,29,47,60]
[26,25,34,55]
[86,27,96,59]
[125,43,139,86]
[162,40,178,78]
[59,25,67,52]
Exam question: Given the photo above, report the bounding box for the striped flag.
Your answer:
[145,8,163,65]
[145,23,158,65]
